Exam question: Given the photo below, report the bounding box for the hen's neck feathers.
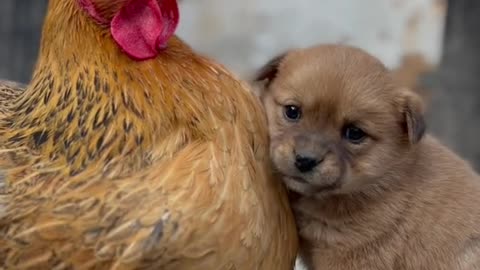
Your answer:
[0,1,221,178]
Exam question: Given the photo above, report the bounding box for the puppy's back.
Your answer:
[398,135,480,269]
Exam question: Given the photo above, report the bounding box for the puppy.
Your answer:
[253,44,480,270]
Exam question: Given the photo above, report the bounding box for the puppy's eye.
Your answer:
[284,105,302,121]
[343,125,367,144]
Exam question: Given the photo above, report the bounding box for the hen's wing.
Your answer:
[2,139,249,268]
[0,79,24,216]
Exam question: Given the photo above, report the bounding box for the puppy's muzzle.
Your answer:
[294,134,332,173]
[295,155,321,173]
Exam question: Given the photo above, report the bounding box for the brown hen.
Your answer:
[0,0,298,269]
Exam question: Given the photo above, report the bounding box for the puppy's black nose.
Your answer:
[295,155,320,173]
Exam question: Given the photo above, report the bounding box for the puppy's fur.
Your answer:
[253,45,480,270]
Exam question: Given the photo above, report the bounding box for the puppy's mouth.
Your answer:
[313,182,339,193]
[289,176,308,184]
[284,175,340,196]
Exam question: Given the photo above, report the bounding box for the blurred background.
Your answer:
[0,0,479,169]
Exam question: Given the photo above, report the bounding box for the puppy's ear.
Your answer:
[396,88,426,144]
[254,52,288,86]
[251,52,289,97]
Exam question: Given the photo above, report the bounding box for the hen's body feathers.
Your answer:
[0,1,298,269]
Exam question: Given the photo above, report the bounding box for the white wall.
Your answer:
[177,0,447,78]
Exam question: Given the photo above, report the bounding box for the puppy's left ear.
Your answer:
[254,52,288,86]
[250,52,289,98]
[396,88,426,144]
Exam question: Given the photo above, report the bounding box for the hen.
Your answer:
[0,0,298,269]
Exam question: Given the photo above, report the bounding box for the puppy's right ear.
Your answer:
[395,88,427,144]
[251,52,288,97]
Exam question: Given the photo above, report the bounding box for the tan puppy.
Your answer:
[253,44,480,270]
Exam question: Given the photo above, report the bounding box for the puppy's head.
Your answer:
[253,45,426,197]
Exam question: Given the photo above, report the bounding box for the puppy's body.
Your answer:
[254,45,480,270]
[297,136,480,270]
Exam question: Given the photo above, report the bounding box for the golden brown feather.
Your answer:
[0,1,298,269]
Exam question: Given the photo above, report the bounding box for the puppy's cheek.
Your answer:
[270,137,295,173]
[312,155,345,186]
[338,167,355,192]
[349,159,376,186]
[349,148,393,186]
[368,149,395,176]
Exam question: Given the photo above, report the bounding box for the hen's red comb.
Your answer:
[112,0,179,60]
[78,0,179,61]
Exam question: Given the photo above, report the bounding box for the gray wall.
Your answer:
[0,0,48,83]
[0,0,478,170]
[423,0,480,169]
